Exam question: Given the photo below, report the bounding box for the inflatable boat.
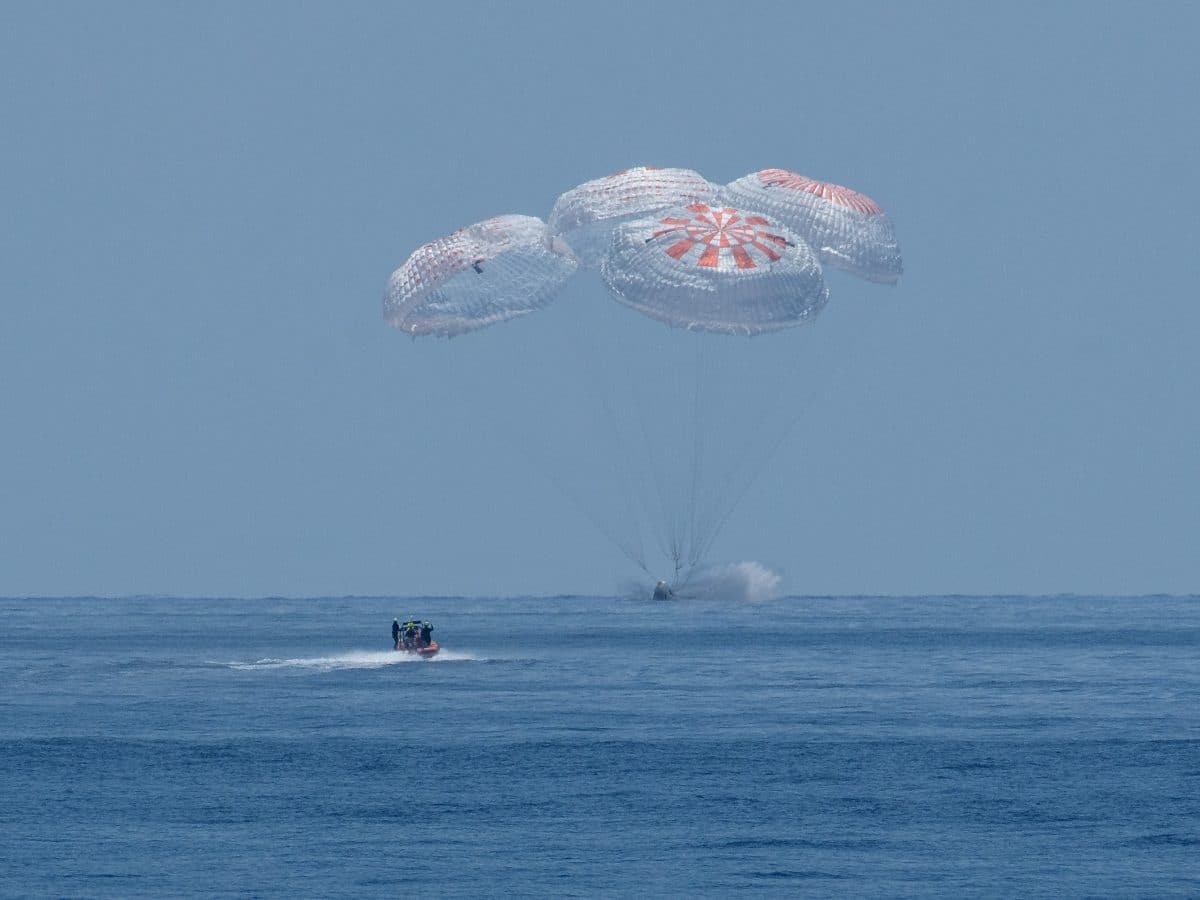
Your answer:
[396,641,439,658]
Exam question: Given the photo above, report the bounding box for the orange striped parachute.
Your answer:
[601,203,827,335]
[720,169,902,285]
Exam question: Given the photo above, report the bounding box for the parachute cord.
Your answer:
[594,361,651,573]
[681,345,748,571]
[498,423,650,576]
[685,335,705,577]
[490,312,654,580]
[688,349,779,566]
[688,299,878,569]
[630,370,676,566]
[692,385,816,568]
[565,322,655,574]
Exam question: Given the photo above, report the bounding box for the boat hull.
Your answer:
[395,640,439,658]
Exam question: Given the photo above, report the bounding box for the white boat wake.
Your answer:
[226,649,478,672]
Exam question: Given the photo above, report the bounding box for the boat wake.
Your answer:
[225,649,478,672]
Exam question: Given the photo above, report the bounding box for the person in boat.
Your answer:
[404,620,419,649]
[392,618,401,649]
[419,621,433,647]
[653,581,674,601]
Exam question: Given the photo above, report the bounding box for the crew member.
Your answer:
[419,621,433,647]
[392,618,400,649]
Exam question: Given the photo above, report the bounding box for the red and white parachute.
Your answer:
[720,169,902,284]
[548,166,718,268]
[601,203,827,335]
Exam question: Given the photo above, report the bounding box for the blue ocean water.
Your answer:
[2,595,1198,897]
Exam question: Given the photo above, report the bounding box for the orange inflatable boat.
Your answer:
[396,641,439,659]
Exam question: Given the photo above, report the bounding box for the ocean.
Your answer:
[2,594,1198,897]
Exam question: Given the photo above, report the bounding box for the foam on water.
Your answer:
[227,649,478,672]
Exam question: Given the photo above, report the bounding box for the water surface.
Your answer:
[2,595,1198,896]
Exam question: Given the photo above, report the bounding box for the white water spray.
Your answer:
[674,561,782,603]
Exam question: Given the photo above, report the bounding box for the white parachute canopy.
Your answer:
[548,166,718,267]
[720,169,902,285]
[600,203,828,335]
[384,214,578,337]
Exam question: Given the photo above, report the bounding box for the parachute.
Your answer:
[601,203,827,336]
[548,166,718,267]
[383,164,900,585]
[720,169,902,284]
[384,214,578,337]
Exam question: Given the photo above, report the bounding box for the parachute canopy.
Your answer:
[721,169,902,285]
[384,214,578,337]
[601,203,828,335]
[384,165,900,339]
[548,166,718,267]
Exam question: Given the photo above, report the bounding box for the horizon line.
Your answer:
[3,592,1197,602]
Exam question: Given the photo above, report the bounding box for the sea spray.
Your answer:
[678,561,782,602]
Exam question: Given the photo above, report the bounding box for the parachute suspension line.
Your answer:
[690,379,810,570]
[686,349,783,568]
[630,368,677,567]
[684,334,706,578]
[682,338,751,582]
[497,432,648,573]
[544,461,651,575]
[689,306,878,569]
[494,406,650,576]
[600,334,672,569]
[693,408,795,569]
[565,321,654,575]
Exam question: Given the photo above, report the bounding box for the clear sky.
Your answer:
[2,1,1198,597]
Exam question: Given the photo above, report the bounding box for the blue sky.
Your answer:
[2,2,1198,597]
